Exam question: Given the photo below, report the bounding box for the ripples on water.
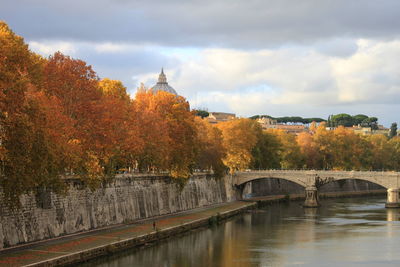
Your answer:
[80,197,400,267]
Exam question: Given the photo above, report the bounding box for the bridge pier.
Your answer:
[234,184,244,200]
[385,188,400,208]
[303,186,320,208]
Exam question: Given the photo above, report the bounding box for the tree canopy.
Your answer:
[328,113,379,129]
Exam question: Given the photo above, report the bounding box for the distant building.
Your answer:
[206,112,236,124]
[275,124,307,135]
[352,126,372,135]
[373,125,390,136]
[150,68,178,95]
[256,117,306,134]
[256,117,277,129]
[342,125,390,136]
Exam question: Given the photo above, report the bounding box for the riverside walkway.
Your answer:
[0,201,255,267]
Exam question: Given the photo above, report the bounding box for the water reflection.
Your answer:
[303,207,318,217]
[81,197,400,267]
[386,208,400,222]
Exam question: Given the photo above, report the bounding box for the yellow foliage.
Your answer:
[99,78,129,100]
[217,119,261,173]
[267,129,303,169]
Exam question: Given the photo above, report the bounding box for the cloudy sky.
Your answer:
[2,0,400,126]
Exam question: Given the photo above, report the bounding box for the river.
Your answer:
[80,197,400,266]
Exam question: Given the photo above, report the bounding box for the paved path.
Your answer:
[0,201,254,267]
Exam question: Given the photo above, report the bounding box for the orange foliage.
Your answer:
[134,90,197,178]
[297,132,320,168]
[194,116,226,176]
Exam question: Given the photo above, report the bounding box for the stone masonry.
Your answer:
[0,174,230,249]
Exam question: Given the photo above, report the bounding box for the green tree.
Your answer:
[251,131,281,169]
[194,109,209,118]
[268,129,304,169]
[353,114,369,125]
[362,117,378,129]
[330,113,354,127]
[390,123,398,138]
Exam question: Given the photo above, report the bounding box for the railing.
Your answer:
[234,169,398,173]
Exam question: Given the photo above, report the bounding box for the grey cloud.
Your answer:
[4,0,400,126]
[314,38,358,57]
[3,0,400,48]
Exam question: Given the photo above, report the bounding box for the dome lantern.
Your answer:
[151,68,178,95]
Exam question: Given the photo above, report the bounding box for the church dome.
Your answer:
[151,68,178,95]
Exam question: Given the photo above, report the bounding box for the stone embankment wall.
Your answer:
[0,174,231,249]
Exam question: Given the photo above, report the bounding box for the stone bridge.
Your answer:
[232,170,400,208]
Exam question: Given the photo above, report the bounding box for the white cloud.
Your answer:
[332,39,400,104]
[94,43,146,53]
[29,41,76,56]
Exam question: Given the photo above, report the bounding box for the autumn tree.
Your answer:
[134,91,169,172]
[97,78,143,174]
[367,134,393,170]
[267,129,303,169]
[297,132,321,169]
[134,90,197,178]
[217,119,261,173]
[42,52,114,186]
[312,122,335,169]
[0,22,75,205]
[194,116,226,177]
[99,78,130,100]
[388,137,400,170]
[329,126,371,170]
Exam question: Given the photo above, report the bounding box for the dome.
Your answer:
[151,68,178,95]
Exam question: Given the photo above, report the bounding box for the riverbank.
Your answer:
[90,196,400,267]
[0,189,387,266]
[0,201,255,267]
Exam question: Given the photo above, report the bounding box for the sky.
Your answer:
[2,0,400,126]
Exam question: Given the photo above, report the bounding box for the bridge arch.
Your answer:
[322,177,387,189]
[236,176,307,189]
[319,178,385,193]
[237,177,306,199]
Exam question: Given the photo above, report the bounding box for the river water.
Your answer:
[82,197,400,266]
